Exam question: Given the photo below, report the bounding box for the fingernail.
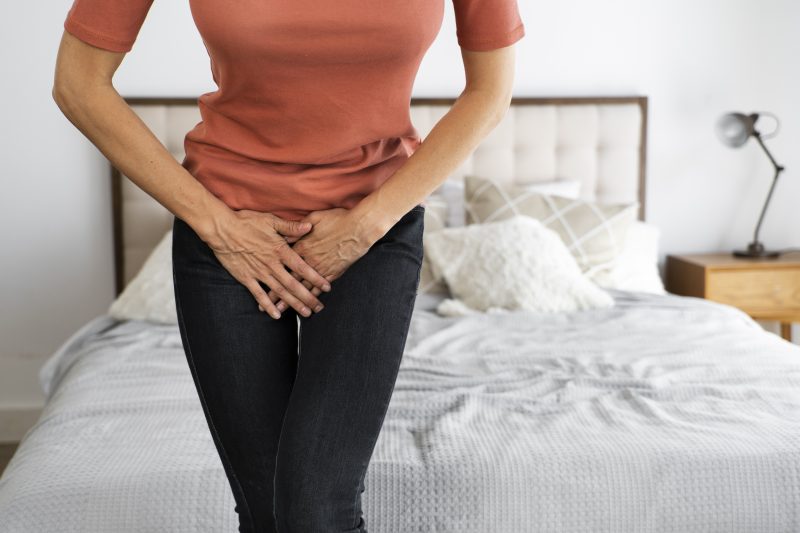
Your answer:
[301,306,311,317]
[314,304,324,312]
[271,310,281,319]
[323,283,332,292]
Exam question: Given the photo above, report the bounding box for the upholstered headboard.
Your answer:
[112,96,648,295]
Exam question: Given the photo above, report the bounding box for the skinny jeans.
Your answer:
[171,204,425,532]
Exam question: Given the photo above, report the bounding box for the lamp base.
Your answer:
[732,241,781,258]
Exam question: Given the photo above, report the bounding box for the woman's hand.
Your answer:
[204,209,333,320]
[259,207,377,315]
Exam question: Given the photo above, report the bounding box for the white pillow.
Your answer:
[108,230,177,324]
[434,177,582,228]
[423,215,615,316]
[593,220,666,294]
[519,178,583,198]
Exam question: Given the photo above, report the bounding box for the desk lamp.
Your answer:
[715,112,786,258]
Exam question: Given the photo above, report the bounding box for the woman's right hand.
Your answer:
[201,208,332,319]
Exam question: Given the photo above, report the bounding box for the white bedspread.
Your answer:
[1,289,799,532]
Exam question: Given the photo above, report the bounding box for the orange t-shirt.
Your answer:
[64,1,526,221]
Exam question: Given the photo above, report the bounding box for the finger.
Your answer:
[263,260,324,316]
[272,217,313,238]
[270,271,303,313]
[244,277,283,320]
[274,278,322,313]
[254,270,314,319]
[260,287,286,312]
[280,248,332,293]
[274,239,331,293]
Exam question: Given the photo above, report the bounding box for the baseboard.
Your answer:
[0,406,43,443]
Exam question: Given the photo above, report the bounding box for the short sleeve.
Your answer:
[452,0,526,51]
[63,0,155,53]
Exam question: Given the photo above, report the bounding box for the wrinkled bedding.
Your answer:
[1,289,799,532]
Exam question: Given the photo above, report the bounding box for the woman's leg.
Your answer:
[172,215,299,533]
[273,205,425,533]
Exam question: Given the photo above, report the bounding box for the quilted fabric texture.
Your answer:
[10,287,800,532]
[464,174,639,281]
[423,214,614,316]
[108,230,177,325]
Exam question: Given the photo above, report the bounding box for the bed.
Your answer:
[1,97,799,533]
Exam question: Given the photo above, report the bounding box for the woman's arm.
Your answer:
[344,45,519,243]
[52,31,331,319]
[52,32,236,244]
[265,45,519,313]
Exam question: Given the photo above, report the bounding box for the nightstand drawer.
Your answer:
[706,268,800,315]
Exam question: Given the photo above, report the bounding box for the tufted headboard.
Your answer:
[111,96,648,296]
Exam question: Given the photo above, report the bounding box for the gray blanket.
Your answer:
[1,289,799,532]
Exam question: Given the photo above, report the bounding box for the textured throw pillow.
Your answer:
[423,214,615,316]
[419,194,450,296]
[108,229,177,325]
[464,174,639,282]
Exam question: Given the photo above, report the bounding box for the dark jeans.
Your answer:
[171,204,425,533]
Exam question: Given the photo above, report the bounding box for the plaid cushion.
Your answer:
[464,175,639,280]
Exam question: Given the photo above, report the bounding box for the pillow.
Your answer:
[519,178,582,199]
[434,177,582,228]
[592,220,666,294]
[419,194,450,296]
[423,214,615,316]
[464,174,638,282]
[108,229,177,324]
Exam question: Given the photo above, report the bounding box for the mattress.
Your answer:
[1,288,799,532]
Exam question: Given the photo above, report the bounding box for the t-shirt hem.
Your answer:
[457,22,526,52]
[63,16,134,53]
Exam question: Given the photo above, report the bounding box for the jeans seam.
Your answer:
[273,317,302,533]
[173,256,256,532]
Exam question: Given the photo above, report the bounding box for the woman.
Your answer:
[53,1,524,531]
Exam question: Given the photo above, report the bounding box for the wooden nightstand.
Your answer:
[666,252,800,342]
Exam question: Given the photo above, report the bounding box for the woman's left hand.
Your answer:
[259,207,376,315]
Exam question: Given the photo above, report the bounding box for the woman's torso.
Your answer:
[183,0,446,221]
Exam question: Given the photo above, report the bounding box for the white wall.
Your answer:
[1,0,798,440]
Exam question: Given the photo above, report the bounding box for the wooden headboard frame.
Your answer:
[111,96,648,296]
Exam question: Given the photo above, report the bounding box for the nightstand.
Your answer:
[665,252,800,342]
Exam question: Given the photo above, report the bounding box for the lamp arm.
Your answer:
[750,132,785,245]
[753,131,784,173]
